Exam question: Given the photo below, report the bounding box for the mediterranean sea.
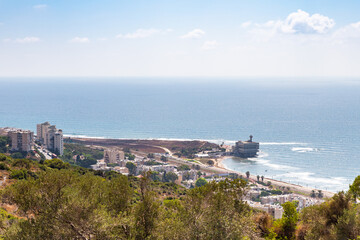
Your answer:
[1,78,359,192]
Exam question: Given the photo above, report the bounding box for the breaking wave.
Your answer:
[291,147,319,153]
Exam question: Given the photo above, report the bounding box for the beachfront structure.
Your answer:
[8,129,34,152]
[36,122,64,155]
[233,135,259,158]
[104,149,125,164]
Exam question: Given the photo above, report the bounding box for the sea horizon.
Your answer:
[1,78,359,192]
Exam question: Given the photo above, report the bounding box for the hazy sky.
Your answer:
[1,0,360,78]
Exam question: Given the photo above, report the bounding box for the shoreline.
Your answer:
[68,136,335,198]
[215,156,335,198]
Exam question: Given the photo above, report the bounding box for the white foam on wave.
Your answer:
[64,134,107,139]
[261,142,307,146]
[248,151,298,171]
[64,135,307,149]
[291,147,319,153]
[277,172,348,186]
[64,135,213,142]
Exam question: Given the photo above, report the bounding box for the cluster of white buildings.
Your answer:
[36,122,64,155]
[92,148,128,173]
[259,193,324,209]
[0,122,64,156]
[91,150,201,184]
[245,186,325,219]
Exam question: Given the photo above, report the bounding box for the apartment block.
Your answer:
[36,122,64,155]
[104,149,125,164]
[8,129,34,152]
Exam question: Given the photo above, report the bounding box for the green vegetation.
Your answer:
[125,161,137,175]
[125,152,135,160]
[160,155,168,162]
[163,172,178,183]
[177,164,191,171]
[173,146,213,159]
[10,152,26,159]
[195,177,207,187]
[61,143,103,168]
[0,136,10,153]
[1,153,360,239]
[144,160,163,166]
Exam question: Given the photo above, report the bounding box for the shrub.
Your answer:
[195,178,207,187]
[0,155,7,162]
[9,169,28,180]
[0,163,10,171]
[44,159,70,170]
[10,152,25,159]
[12,159,31,169]
[177,164,191,171]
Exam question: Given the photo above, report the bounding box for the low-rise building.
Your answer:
[138,164,176,173]
[247,201,284,219]
[113,166,129,175]
[91,160,111,171]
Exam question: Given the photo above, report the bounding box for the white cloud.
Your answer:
[116,29,161,39]
[180,29,205,39]
[250,10,335,35]
[33,4,47,9]
[15,37,40,43]
[70,37,90,43]
[333,21,360,43]
[241,21,252,28]
[2,38,11,43]
[270,10,335,34]
[202,40,219,50]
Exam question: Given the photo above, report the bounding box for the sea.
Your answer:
[1,78,360,192]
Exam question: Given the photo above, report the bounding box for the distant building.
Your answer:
[233,135,259,158]
[138,164,176,173]
[8,129,34,152]
[104,149,125,164]
[36,122,64,155]
[36,122,50,145]
[195,153,209,158]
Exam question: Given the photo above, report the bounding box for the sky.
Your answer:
[1,0,360,78]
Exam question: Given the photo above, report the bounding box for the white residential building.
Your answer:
[36,122,64,155]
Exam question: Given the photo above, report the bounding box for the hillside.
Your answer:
[0,153,359,239]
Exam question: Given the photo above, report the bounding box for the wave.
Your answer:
[247,151,298,171]
[260,142,307,146]
[64,135,307,147]
[64,134,107,139]
[291,147,319,153]
[276,172,348,186]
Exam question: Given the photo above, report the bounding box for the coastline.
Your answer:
[68,135,335,198]
[215,156,335,198]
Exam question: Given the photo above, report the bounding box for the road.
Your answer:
[34,144,52,160]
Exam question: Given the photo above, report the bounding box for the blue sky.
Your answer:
[1,0,360,77]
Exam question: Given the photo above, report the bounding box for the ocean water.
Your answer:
[1,78,360,192]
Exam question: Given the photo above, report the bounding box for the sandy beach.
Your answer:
[214,156,335,198]
[68,136,335,199]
